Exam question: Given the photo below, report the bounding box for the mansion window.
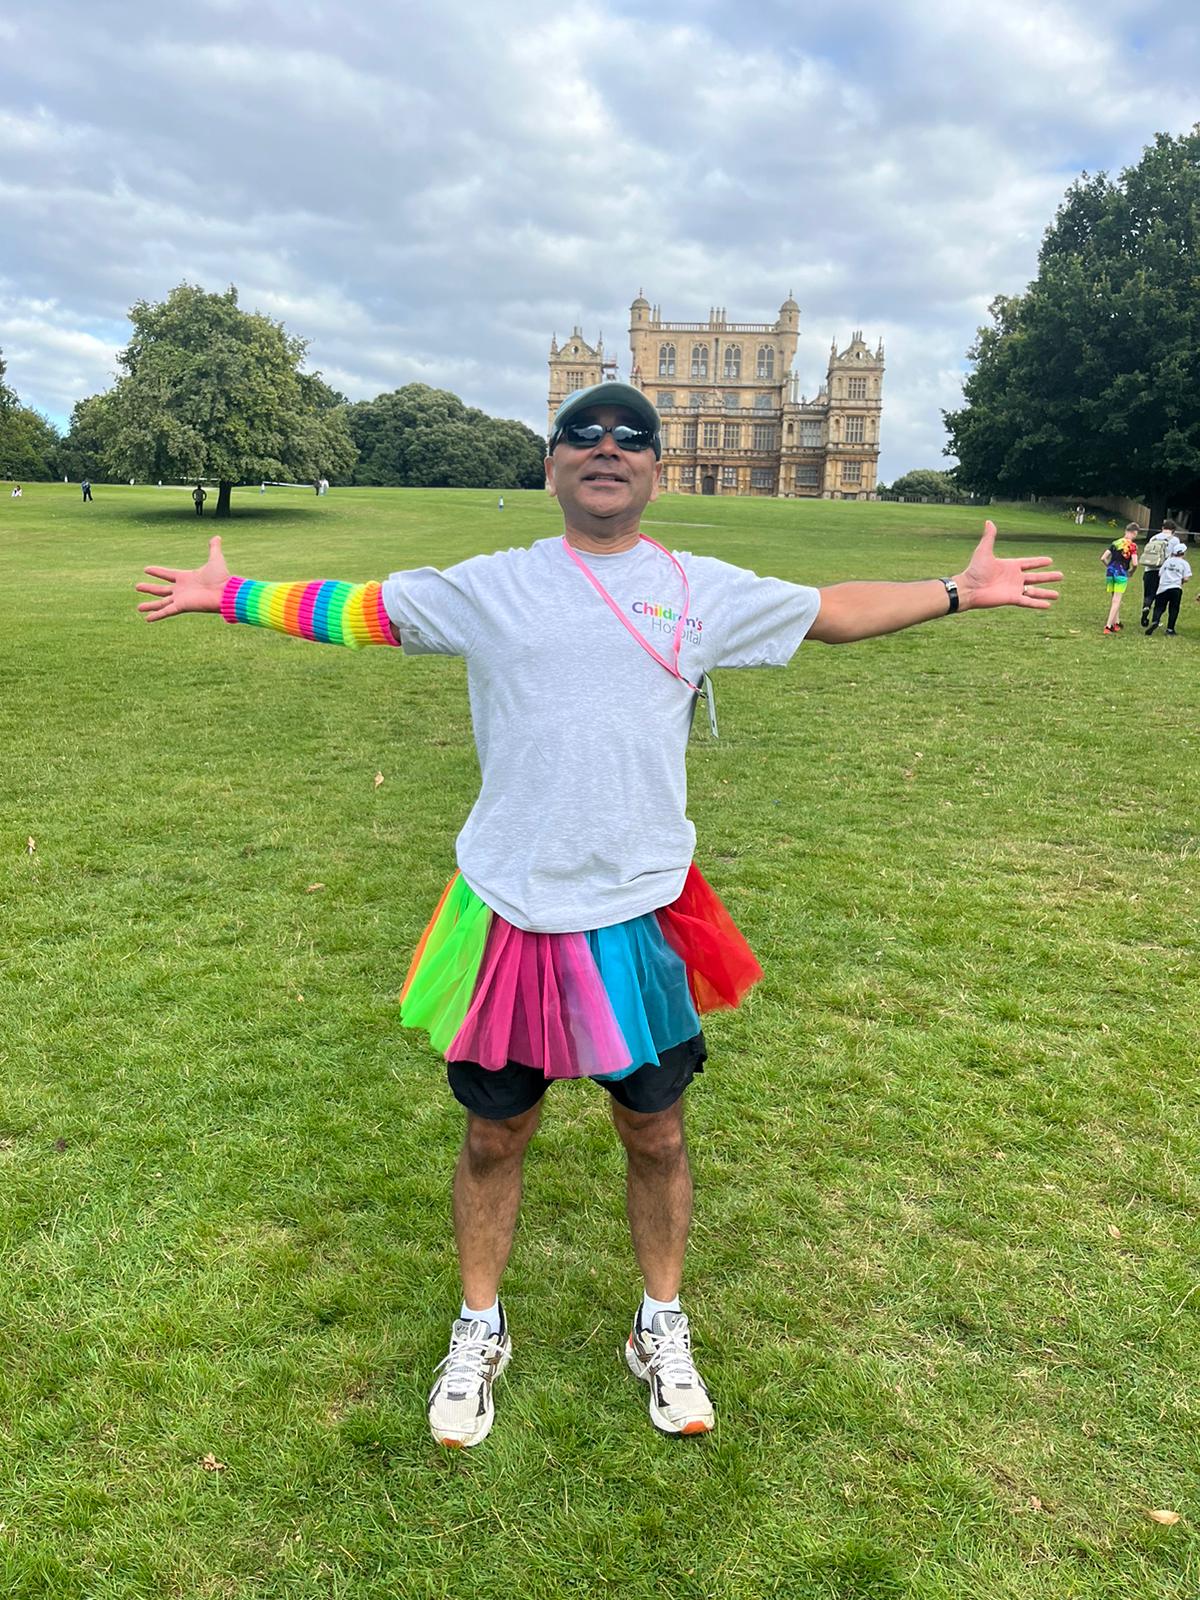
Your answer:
[845,416,865,444]
[751,468,775,490]
[680,466,696,486]
[794,464,820,486]
[689,392,703,408]
[691,344,709,379]
[800,420,821,446]
[565,370,585,390]
[753,393,772,411]
[657,392,675,410]
[723,345,741,379]
[658,344,676,377]
[682,422,698,448]
[752,424,776,452]
[756,346,775,379]
[702,422,720,448]
[723,423,741,449]
[847,376,868,400]
[722,467,737,487]
[842,461,863,483]
[723,392,740,410]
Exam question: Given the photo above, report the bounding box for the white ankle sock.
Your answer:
[641,1291,682,1327]
[460,1298,501,1337]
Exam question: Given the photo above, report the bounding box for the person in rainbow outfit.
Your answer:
[137,383,1062,1448]
[1100,524,1139,634]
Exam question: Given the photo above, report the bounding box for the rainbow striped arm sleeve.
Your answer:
[219,577,400,648]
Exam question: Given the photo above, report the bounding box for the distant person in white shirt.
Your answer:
[1145,546,1191,635]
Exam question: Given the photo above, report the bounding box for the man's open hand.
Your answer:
[958,521,1062,610]
[136,535,230,620]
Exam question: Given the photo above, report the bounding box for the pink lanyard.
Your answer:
[561,534,701,694]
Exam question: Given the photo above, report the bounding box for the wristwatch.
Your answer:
[938,577,959,614]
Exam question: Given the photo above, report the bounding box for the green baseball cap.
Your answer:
[549,382,662,458]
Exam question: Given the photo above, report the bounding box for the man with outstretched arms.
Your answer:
[138,384,1061,1448]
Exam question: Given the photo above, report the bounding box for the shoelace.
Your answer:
[432,1320,499,1399]
[642,1315,702,1389]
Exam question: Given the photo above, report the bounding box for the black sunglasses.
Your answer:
[555,420,657,453]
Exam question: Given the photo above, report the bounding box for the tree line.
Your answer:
[0,284,546,514]
[0,353,61,481]
[945,126,1200,527]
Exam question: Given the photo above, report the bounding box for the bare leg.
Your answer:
[453,1106,541,1309]
[610,1099,692,1300]
[1106,591,1123,627]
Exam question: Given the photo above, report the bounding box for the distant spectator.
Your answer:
[193,483,207,517]
[498,496,505,511]
[81,479,93,503]
[1074,504,1086,524]
[1145,546,1191,636]
[1139,522,1175,624]
[1101,525,1138,634]
[10,485,22,498]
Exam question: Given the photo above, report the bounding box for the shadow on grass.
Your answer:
[123,502,327,527]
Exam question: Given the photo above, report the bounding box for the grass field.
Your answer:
[1,482,1197,1599]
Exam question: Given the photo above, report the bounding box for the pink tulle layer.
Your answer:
[446,924,632,1078]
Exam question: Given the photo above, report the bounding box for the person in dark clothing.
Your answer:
[81,479,93,502]
[193,484,207,517]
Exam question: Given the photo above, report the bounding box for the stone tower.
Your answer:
[818,332,885,498]
[547,326,613,437]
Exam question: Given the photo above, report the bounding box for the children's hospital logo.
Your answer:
[632,600,704,645]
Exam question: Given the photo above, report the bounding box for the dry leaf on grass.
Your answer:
[305,883,326,894]
[26,837,36,854]
[374,771,384,788]
[200,1453,226,1473]
[1107,1224,1122,1239]
[1144,1509,1181,1526]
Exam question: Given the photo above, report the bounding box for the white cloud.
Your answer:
[0,0,1197,473]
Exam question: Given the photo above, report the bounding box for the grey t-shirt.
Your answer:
[382,536,820,932]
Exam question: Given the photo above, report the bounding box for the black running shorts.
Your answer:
[447,1032,707,1121]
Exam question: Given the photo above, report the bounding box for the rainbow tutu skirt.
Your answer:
[400,866,763,1081]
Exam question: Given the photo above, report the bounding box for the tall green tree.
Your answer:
[58,392,119,481]
[105,284,357,516]
[0,349,60,480]
[0,350,17,416]
[347,384,545,489]
[945,127,1200,526]
[0,406,60,481]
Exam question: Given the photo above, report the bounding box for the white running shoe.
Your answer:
[427,1306,511,1448]
[625,1309,714,1436]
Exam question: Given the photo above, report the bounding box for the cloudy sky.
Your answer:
[2,0,1197,481]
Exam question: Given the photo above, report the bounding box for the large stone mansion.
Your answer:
[547,295,884,498]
